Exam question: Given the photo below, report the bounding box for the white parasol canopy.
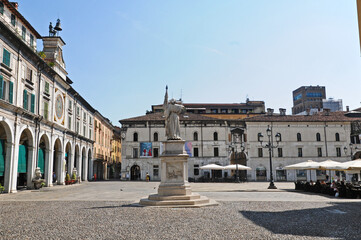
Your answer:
[340,159,361,170]
[318,160,345,170]
[284,160,320,170]
[224,164,251,170]
[199,164,225,170]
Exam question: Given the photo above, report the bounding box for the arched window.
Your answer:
[316,133,321,142]
[278,133,282,142]
[297,133,302,142]
[335,133,340,142]
[154,132,158,142]
[193,132,198,141]
[213,132,218,141]
[133,132,138,142]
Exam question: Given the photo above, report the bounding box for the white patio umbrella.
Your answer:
[318,160,345,181]
[284,160,320,170]
[224,164,251,170]
[284,160,320,181]
[339,159,361,181]
[318,160,344,170]
[199,164,225,170]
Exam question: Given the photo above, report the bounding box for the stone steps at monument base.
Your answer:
[148,193,201,201]
[139,196,213,207]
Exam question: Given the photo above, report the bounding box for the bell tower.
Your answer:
[42,19,68,80]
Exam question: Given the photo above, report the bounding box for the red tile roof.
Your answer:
[244,111,361,122]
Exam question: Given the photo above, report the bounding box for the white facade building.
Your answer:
[119,112,245,181]
[245,110,361,182]
[120,108,361,182]
[0,1,95,193]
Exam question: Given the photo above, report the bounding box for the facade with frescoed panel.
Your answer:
[119,112,237,181]
[0,0,98,193]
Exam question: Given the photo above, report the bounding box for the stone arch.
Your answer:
[74,144,80,175]
[130,165,141,180]
[53,138,63,185]
[0,120,13,193]
[17,128,35,189]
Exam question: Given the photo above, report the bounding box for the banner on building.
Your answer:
[140,142,152,157]
[185,141,192,157]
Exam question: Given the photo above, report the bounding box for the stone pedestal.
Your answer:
[139,140,217,208]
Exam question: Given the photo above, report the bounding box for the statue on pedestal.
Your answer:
[163,86,185,140]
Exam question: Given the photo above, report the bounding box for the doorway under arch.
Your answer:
[65,142,72,175]
[18,129,34,189]
[130,165,141,180]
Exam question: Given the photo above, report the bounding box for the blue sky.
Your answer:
[16,0,361,125]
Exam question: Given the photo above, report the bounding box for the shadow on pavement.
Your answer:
[85,204,143,209]
[240,202,361,239]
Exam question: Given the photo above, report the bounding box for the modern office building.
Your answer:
[292,86,326,115]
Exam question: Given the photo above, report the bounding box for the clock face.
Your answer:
[55,94,63,119]
[121,133,126,139]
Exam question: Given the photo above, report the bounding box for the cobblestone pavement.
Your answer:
[1,182,361,239]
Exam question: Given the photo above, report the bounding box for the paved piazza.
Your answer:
[1,182,361,239]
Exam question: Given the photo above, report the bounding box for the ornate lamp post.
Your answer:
[228,142,245,183]
[258,125,281,189]
[344,143,358,160]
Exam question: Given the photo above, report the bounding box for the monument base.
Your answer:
[139,193,217,208]
[138,140,217,208]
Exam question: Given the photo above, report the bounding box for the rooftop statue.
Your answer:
[163,86,185,140]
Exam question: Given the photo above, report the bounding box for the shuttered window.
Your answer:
[30,94,35,113]
[0,75,3,99]
[44,101,49,120]
[9,81,13,104]
[44,82,49,94]
[11,14,16,26]
[0,2,4,15]
[3,49,10,67]
[23,89,28,110]
[22,26,26,40]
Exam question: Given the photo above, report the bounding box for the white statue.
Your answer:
[163,86,185,140]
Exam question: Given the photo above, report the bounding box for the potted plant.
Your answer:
[0,184,4,194]
[71,172,77,184]
[65,173,71,185]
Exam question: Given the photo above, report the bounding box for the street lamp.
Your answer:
[258,125,281,189]
[344,143,358,160]
[228,142,245,183]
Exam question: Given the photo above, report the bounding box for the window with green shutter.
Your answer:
[30,34,34,47]
[11,14,16,26]
[44,101,49,120]
[0,2,4,15]
[22,26,26,40]
[30,94,35,113]
[0,75,3,100]
[23,89,28,110]
[45,82,49,94]
[3,49,10,67]
[9,81,13,104]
